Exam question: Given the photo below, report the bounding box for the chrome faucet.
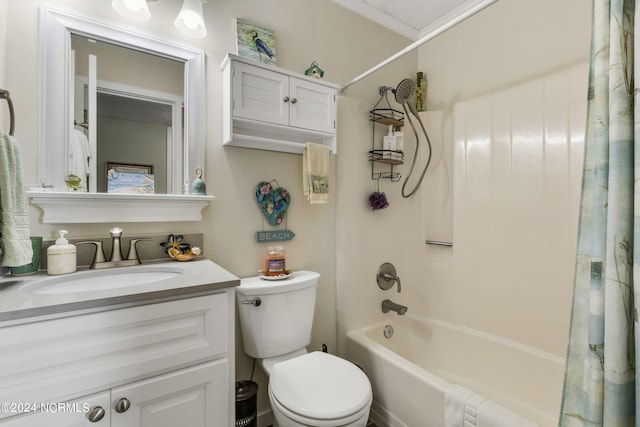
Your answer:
[77,227,151,270]
[382,299,408,315]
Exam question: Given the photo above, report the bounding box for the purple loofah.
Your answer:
[369,191,389,210]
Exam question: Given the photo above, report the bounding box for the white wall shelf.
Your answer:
[28,192,214,223]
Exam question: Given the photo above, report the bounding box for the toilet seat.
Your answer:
[269,352,372,425]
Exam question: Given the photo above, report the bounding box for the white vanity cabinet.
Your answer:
[0,291,234,427]
[222,53,338,154]
[0,392,111,427]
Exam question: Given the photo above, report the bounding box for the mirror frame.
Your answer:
[39,6,205,194]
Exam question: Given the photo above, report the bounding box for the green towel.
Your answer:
[0,131,32,267]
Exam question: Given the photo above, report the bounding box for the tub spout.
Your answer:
[382,299,407,315]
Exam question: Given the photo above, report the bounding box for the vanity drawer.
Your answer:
[0,292,228,418]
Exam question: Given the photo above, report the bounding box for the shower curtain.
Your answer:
[559,0,637,426]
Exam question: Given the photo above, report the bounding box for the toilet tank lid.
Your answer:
[270,351,372,420]
[237,270,320,296]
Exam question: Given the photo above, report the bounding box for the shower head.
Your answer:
[393,78,419,118]
[390,78,433,199]
[394,78,415,104]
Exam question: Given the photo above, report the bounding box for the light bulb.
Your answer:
[175,0,207,38]
[112,0,151,21]
[122,0,145,12]
[181,11,200,30]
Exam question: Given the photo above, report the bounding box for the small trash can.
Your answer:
[235,380,258,427]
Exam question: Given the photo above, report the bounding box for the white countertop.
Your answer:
[0,258,239,322]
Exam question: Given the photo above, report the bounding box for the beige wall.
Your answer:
[0,0,8,132]
[3,0,415,418]
[419,0,591,111]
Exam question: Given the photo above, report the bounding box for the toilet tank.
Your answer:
[236,271,319,359]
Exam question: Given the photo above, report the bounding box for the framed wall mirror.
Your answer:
[38,7,205,196]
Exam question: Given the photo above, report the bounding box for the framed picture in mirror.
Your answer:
[106,162,154,194]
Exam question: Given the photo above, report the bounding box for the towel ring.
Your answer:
[0,89,15,136]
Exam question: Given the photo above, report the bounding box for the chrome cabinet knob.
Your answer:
[87,406,106,422]
[115,397,131,413]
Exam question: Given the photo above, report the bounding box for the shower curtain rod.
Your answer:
[339,0,497,92]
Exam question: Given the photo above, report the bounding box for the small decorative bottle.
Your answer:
[415,72,426,112]
[265,246,286,276]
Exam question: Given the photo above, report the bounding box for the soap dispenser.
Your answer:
[47,230,77,275]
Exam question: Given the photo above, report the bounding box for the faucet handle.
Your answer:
[76,241,107,266]
[126,238,152,262]
[377,262,401,293]
[110,227,123,237]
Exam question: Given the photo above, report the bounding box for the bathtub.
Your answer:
[345,315,565,427]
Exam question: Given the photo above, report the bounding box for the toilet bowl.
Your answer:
[268,352,372,427]
[236,271,373,427]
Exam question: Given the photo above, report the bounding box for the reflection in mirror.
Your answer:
[70,35,184,194]
[39,7,205,196]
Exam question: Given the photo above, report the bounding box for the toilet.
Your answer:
[236,271,372,427]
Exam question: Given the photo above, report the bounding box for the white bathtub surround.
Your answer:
[444,385,538,427]
[447,63,588,355]
[346,315,564,427]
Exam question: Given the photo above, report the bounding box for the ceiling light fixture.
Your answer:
[111,0,151,22]
[174,0,207,39]
[111,0,207,39]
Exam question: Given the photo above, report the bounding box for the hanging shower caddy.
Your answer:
[368,86,404,181]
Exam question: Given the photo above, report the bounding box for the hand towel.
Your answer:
[0,131,33,267]
[303,142,329,204]
[444,385,539,427]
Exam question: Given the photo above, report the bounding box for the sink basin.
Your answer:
[0,280,21,290]
[20,266,184,295]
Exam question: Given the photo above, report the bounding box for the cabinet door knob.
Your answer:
[283,96,290,103]
[87,406,106,422]
[291,98,297,104]
[115,397,131,413]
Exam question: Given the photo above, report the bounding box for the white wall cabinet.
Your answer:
[222,53,338,154]
[0,292,234,427]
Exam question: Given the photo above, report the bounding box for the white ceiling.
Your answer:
[332,0,497,41]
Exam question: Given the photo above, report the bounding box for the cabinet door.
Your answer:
[0,391,110,427]
[232,61,289,126]
[111,360,228,427]
[289,77,336,134]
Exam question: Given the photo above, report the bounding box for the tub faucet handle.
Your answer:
[377,262,401,293]
[383,273,401,293]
